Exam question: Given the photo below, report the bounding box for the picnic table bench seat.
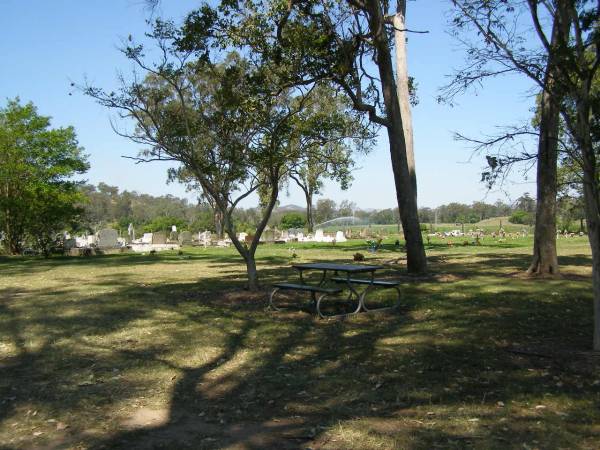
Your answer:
[268,283,343,316]
[330,277,401,312]
[270,283,343,294]
[329,277,400,287]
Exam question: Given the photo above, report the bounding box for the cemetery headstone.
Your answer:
[152,231,167,245]
[261,229,276,242]
[141,233,153,244]
[178,231,193,245]
[335,231,347,243]
[64,238,77,250]
[97,229,118,248]
[199,230,212,246]
[314,229,324,242]
[127,223,135,243]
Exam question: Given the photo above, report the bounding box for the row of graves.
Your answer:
[197,228,350,248]
[259,228,348,244]
[425,227,533,246]
[65,225,357,256]
[67,225,191,255]
[427,228,531,240]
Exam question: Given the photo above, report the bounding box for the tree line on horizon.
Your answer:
[76,183,583,234]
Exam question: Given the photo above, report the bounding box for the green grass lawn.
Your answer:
[0,236,598,449]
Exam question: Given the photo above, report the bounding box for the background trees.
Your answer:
[287,85,374,233]
[0,99,88,256]
[76,188,536,231]
[280,212,306,230]
[314,199,338,225]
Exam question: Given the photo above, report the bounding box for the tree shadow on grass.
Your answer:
[0,251,294,279]
[87,277,598,449]
[0,251,598,449]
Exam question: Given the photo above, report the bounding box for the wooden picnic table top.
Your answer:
[291,262,383,273]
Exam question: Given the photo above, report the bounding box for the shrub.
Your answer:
[509,210,534,225]
[353,252,365,261]
[280,213,306,230]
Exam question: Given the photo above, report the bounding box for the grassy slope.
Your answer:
[0,236,598,449]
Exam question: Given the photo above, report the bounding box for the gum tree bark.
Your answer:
[222,177,280,291]
[527,86,559,275]
[367,0,427,274]
[214,209,224,239]
[303,187,315,234]
[575,91,600,350]
[393,0,416,193]
[527,11,565,276]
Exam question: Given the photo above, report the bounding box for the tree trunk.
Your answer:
[245,254,259,291]
[305,190,314,233]
[218,174,280,292]
[588,212,600,351]
[527,10,564,276]
[575,89,600,350]
[393,0,416,193]
[527,88,559,275]
[582,157,600,350]
[214,209,224,239]
[366,0,427,274]
[222,211,260,291]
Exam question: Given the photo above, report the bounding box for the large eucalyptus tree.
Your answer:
[84,21,369,289]
[177,0,429,274]
[447,0,600,349]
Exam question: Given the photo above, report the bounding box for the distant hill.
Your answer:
[276,204,305,212]
[475,216,512,227]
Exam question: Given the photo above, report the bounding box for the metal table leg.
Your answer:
[361,285,402,313]
[268,287,281,311]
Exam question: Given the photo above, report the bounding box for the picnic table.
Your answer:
[269,262,401,318]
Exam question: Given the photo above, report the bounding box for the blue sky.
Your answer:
[0,0,539,209]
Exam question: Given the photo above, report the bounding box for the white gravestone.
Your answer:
[335,231,347,243]
[314,229,324,242]
[127,223,135,243]
[199,231,211,246]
